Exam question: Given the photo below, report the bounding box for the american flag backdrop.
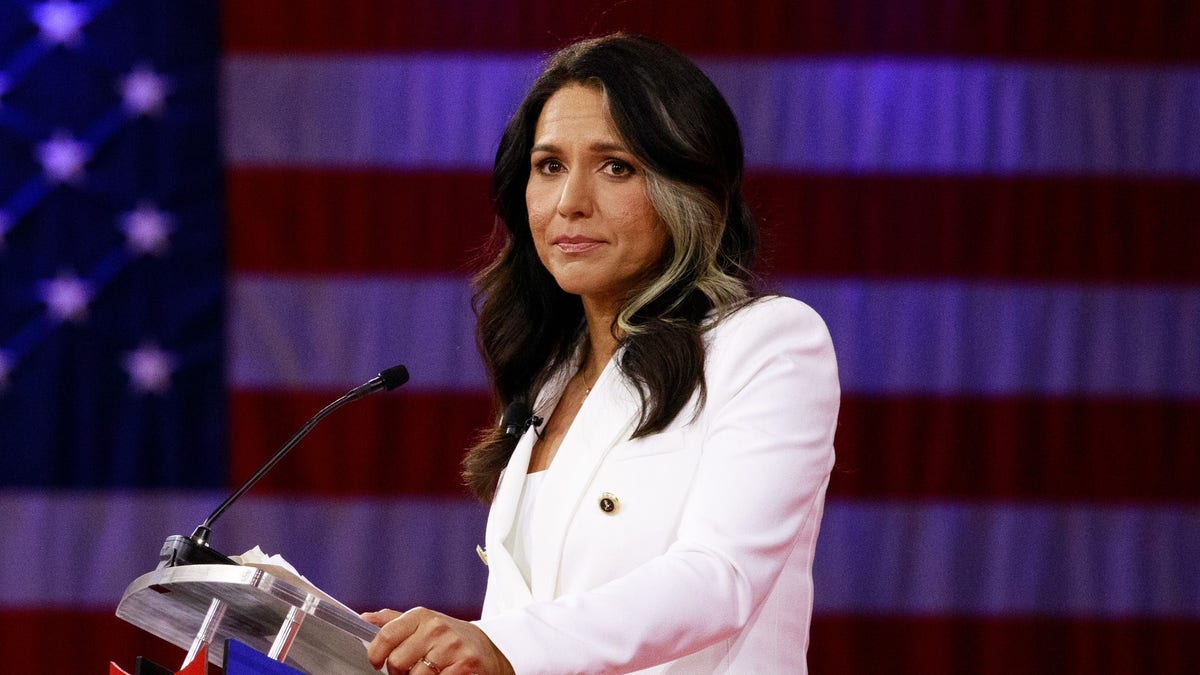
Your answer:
[1,1,1198,673]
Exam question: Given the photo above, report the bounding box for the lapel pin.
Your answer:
[476,544,488,565]
[598,492,619,514]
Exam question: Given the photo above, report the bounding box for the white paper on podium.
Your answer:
[231,546,362,621]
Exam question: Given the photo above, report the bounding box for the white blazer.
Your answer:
[474,296,839,674]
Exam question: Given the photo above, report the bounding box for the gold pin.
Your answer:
[598,492,619,514]
[476,544,488,565]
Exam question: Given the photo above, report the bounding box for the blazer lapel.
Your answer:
[481,365,574,610]
[528,357,641,601]
[480,425,536,611]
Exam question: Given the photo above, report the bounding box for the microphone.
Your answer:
[501,399,542,439]
[158,364,410,568]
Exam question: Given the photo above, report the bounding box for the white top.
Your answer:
[504,469,547,587]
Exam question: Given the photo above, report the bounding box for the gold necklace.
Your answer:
[577,369,598,396]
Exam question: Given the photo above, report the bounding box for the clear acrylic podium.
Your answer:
[116,563,381,673]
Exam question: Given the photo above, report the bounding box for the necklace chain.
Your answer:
[577,368,598,396]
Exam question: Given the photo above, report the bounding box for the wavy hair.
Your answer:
[462,33,758,501]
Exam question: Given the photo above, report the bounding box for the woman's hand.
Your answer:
[363,607,514,675]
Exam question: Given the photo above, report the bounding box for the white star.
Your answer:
[123,342,175,394]
[0,351,12,392]
[120,65,169,116]
[120,202,173,255]
[37,131,90,184]
[30,1,90,47]
[38,270,92,323]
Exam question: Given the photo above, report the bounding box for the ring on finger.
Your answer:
[419,656,442,674]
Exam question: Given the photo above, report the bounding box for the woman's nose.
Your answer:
[556,171,594,218]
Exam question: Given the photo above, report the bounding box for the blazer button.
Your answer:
[598,493,619,514]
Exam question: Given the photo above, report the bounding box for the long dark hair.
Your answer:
[462,33,758,501]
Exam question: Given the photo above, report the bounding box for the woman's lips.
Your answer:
[553,236,603,253]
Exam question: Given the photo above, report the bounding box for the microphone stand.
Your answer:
[158,364,409,568]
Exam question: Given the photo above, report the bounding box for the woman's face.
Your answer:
[526,84,669,312]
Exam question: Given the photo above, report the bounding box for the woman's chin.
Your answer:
[549,271,601,297]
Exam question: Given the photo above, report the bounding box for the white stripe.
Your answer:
[222,54,1200,176]
[229,274,1200,397]
[0,490,487,610]
[815,499,1200,617]
[788,279,1200,398]
[221,55,541,170]
[2,491,1195,617]
[228,275,484,390]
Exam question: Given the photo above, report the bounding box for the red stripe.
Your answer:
[0,609,187,673]
[220,0,1200,62]
[226,168,495,276]
[0,607,480,673]
[228,168,1200,283]
[833,396,1200,503]
[230,390,1200,502]
[809,614,1200,675]
[748,174,1200,283]
[228,390,495,498]
[4,610,1194,674]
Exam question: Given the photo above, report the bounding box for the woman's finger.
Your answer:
[361,608,403,627]
[366,607,426,670]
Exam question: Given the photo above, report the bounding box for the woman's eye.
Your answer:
[603,160,635,177]
[536,158,564,174]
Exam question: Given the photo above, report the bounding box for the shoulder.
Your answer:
[701,294,839,397]
[706,295,833,352]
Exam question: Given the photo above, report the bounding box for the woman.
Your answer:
[365,33,839,674]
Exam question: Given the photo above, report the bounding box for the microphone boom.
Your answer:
[158,364,409,568]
